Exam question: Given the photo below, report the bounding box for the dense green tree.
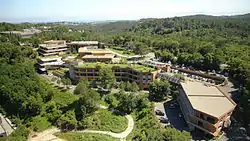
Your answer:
[30,116,51,132]
[5,125,29,141]
[61,78,72,88]
[56,110,77,131]
[42,101,62,123]
[149,80,171,101]
[74,79,100,120]
[98,67,116,90]
[74,79,90,95]
[134,42,148,56]
[116,92,149,114]
[119,81,139,92]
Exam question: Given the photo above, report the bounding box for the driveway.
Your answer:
[154,102,168,126]
[154,100,189,131]
[163,101,189,131]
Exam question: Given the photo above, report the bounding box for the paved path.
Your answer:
[29,128,64,141]
[76,114,134,139]
[29,105,134,141]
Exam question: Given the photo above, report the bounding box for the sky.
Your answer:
[1,0,250,23]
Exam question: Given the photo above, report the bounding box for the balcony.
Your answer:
[191,115,218,133]
[187,120,221,136]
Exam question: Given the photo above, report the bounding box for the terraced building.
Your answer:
[38,40,68,56]
[69,62,159,89]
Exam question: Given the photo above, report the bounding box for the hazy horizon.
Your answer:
[1,0,250,23]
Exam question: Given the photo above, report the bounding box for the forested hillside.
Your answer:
[110,14,250,128]
[0,43,100,140]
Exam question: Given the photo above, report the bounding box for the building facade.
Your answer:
[38,40,68,56]
[178,81,236,136]
[69,62,159,89]
[37,57,64,73]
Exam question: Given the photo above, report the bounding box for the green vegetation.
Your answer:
[0,42,101,139]
[103,91,191,140]
[109,46,135,56]
[127,108,191,141]
[98,67,116,90]
[119,81,140,92]
[1,13,250,139]
[51,69,66,77]
[74,79,100,122]
[61,78,72,87]
[149,80,171,101]
[52,91,79,107]
[55,132,119,141]
[3,125,29,141]
[83,109,127,133]
[29,116,51,132]
[76,62,156,72]
[173,73,185,81]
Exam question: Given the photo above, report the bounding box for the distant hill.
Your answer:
[129,13,250,36]
[68,13,250,34]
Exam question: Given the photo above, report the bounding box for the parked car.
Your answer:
[159,117,169,123]
[155,109,165,116]
[169,104,176,109]
[178,113,183,118]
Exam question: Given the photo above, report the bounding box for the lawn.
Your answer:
[52,91,79,107]
[76,62,156,72]
[55,132,119,141]
[83,109,127,133]
[109,46,136,56]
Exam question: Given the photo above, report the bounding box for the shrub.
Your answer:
[30,116,51,132]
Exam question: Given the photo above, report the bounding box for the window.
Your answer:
[200,114,205,120]
[207,116,216,124]
[198,121,203,127]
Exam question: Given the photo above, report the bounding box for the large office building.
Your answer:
[38,40,68,56]
[178,81,236,136]
[69,62,159,89]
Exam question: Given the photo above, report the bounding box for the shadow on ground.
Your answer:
[163,100,188,131]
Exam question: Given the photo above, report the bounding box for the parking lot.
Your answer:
[154,100,189,131]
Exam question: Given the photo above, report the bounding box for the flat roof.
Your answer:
[40,44,67,48]
[82,54,115,59]
[40,56,62,62]
[44,40,66,44]
[68,41,98,45]
[180,81,236,118]
[78,48,112,54]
